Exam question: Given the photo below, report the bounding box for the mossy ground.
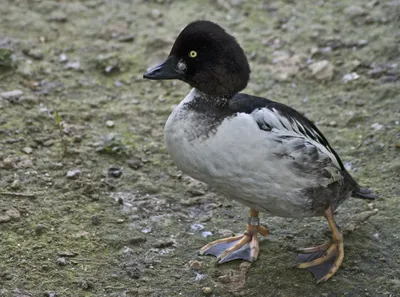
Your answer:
[0,0,399,296]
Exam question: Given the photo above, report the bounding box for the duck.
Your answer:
[143,20,377,283]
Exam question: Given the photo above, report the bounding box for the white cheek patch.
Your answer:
[176,60,187,74]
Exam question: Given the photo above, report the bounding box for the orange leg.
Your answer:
[199,209,268,263]
[296,206,344,283]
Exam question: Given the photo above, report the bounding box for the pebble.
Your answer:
[141,227,152,234]
[195,272,206,281]
[35,224,47,235]
[202,287,213,295]
[10,179,20,190]
[127,158,143,170]
[0,90,23,101]
[218,229,234,237]
[56,257,67,266]
[187,182,206,196]
[344,5,367,17]
[24,48,44,60]
[153,240,174,248]
[191,223,205,232]
[58,251,78,257]
[371,123,384,131]
[6,207,21,220]
[108,166,122,178]
[118,35,135,43]
[59,53,68,62]
[308,60,334,80]
[106,120,115,128]
[188,260,202,271]
[66,169,81,179]
[128,236,147,244]
[48,11,68,22]
[202,231,213,238]
[91,215,100,225]
[22,147,33,154]
[343,72,360,83]
[0,215,11,223]
[218,275,231,284]
[64,61,81,70]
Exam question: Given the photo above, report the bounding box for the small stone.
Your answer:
[187,183,206,196]
[189,260,202,271]
[59,53,68,62]
[0,215,11,223]
[64,61,81,70]
[127,158,143,170]
[202,287,213,295]
[56,257,67,266]
[72,231,90,238]
[195,272,206,281]
[1,90,23,101]
[141,227,152,234]
[118,35,135,43]
[43,139,55,147]
[91,215,100,225]
[343,72,360,83]
[66,169,81,179]
[108,166,122,178]
[150,9,163,19]
[10,179,20,190]
[106,120,114,128]
[218,229,234,237]
[49,11,68,22]
[128,236,147,244]
[5,207,20,220]
[126,266,141,279]
[344,5,367,17]
[153,240,174,248]
[201,231,213,238]
[58,251,78,257]
[328,121,337,127]
[35,224,46,235]
[23,48,44,60]
[371,123,384,131]
[22,147,33,154]
[191,223,205,232]
[308,60,334,80]
[218,275,231,284]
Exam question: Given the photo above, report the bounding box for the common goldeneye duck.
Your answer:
[143,20,377,283]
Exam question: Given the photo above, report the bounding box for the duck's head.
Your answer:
[143,20,250,97]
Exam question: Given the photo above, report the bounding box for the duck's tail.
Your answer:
[352,186,378,200]
[343,170,378,200]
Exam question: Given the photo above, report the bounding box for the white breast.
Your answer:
[164,89,318,218]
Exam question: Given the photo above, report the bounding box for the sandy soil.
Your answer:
[1,0,399,296]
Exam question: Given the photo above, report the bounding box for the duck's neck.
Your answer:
[194,89,234,108]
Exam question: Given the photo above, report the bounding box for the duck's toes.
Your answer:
[296,240,344,283]
[200,233,259,263]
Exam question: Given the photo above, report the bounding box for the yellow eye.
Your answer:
[189,50,197,58]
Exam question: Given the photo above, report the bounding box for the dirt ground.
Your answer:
[1,0,400,296]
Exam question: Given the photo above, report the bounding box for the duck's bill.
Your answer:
[143,56,182,80]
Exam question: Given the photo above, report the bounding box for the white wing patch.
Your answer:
[252,108,340,168]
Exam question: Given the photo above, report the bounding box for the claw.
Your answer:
[200,209,268,264]
[296,206,345,283]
